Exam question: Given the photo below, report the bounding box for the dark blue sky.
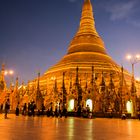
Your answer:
[0,0,140,85]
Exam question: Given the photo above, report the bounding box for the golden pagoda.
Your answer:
[46,0,120,75]
[43,0,130,93]
[25,0,140,117]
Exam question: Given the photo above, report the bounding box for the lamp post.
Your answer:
[126,54,140,80]
[4,69,14,110]
[126,54,140,93]
[4,70,14,76]
[4,70,14,90]
[4,70,14,83]
[126,54,140,116]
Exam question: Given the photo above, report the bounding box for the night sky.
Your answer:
[1,0,140,85]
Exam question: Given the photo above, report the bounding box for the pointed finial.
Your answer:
[78,0,97,36]
[16,77,18,81]
[2,63,5,71]
[38,71,40,78]
[67,0,107,55]
[121,66,124,73]
[84,0,90,3]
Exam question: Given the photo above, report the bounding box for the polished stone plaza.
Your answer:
[0,114,140,140]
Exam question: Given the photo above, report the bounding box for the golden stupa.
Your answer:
[46,0,120,74]
[26,0,140,116]
[44,0,130,85]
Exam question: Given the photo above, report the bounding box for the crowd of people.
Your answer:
[4,100,140,120]
[0,100,93,119]
[3,100,68,118]
[77,105,92,118]
[0,99,10,119]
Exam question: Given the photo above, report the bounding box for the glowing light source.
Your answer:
[126,54,132,60]
[126,101,133,114]
[4,71,8,75]
[9,70,14,75]
[68,99,74,111]
[50,76,56,80]
[4,70,14,75]
[136,54,140,59]
[126,54,140,63]
[136,77,140,82]
[86,99,92,111]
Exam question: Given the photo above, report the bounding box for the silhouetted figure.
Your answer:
[41,103,45,115]
[86,105,90,117]
[50,106,54,117]
[37,109,41,116]
[55,105,59,117]
[77,105,81,117]
[46,109,50,117]
[62,106,67,118]
[4,99,10,119]
[22,103,27,115]
[28,103,32,116]
[137,112,140,120]
[121,113,126,120]
[0,104,3,113]
[31,101,36,116]
[15,103,20,116]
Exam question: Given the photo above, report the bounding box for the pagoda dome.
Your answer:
[45,0,121,75]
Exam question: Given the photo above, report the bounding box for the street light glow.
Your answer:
[126,54,132,60]
[4,71,8,75]
[136,54,140,59]
[126,54,140,81]
[9,70,14,75]
[136,77,140,82]
[4,70,14,75]
[126,54,140,64]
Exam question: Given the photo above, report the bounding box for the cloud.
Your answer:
[105,1,137,21]
[102,0,140,27]
[127,20,140,28]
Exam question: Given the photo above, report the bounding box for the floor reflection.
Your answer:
[0,115,140,140]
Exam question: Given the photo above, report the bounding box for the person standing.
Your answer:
[4,99,10,119]
[15,102,20,116]
[0,103,3,113]
[22,103,27,115]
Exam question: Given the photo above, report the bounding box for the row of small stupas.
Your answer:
[0,0,140,117]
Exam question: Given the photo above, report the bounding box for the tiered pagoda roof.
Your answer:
[45,0,123,75]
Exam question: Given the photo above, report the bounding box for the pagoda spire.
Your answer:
[0,63,6,90]
[62,72,67,106]
[67,0,107,55]
[36,72,42,99]
[108,72,115,91]
[54,78,58,93]
[100,71,106,92]
[69,72,72,93]
[77,0,98,36]
[36,72,43,110]
[90,65,95,94]
[75,66,79,85]
[74,66,82,106]
[37,72,40,93]
[15,77,19,91]
[1,63,5,81]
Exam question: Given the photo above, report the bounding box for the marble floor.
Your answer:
[0,114,140,140]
